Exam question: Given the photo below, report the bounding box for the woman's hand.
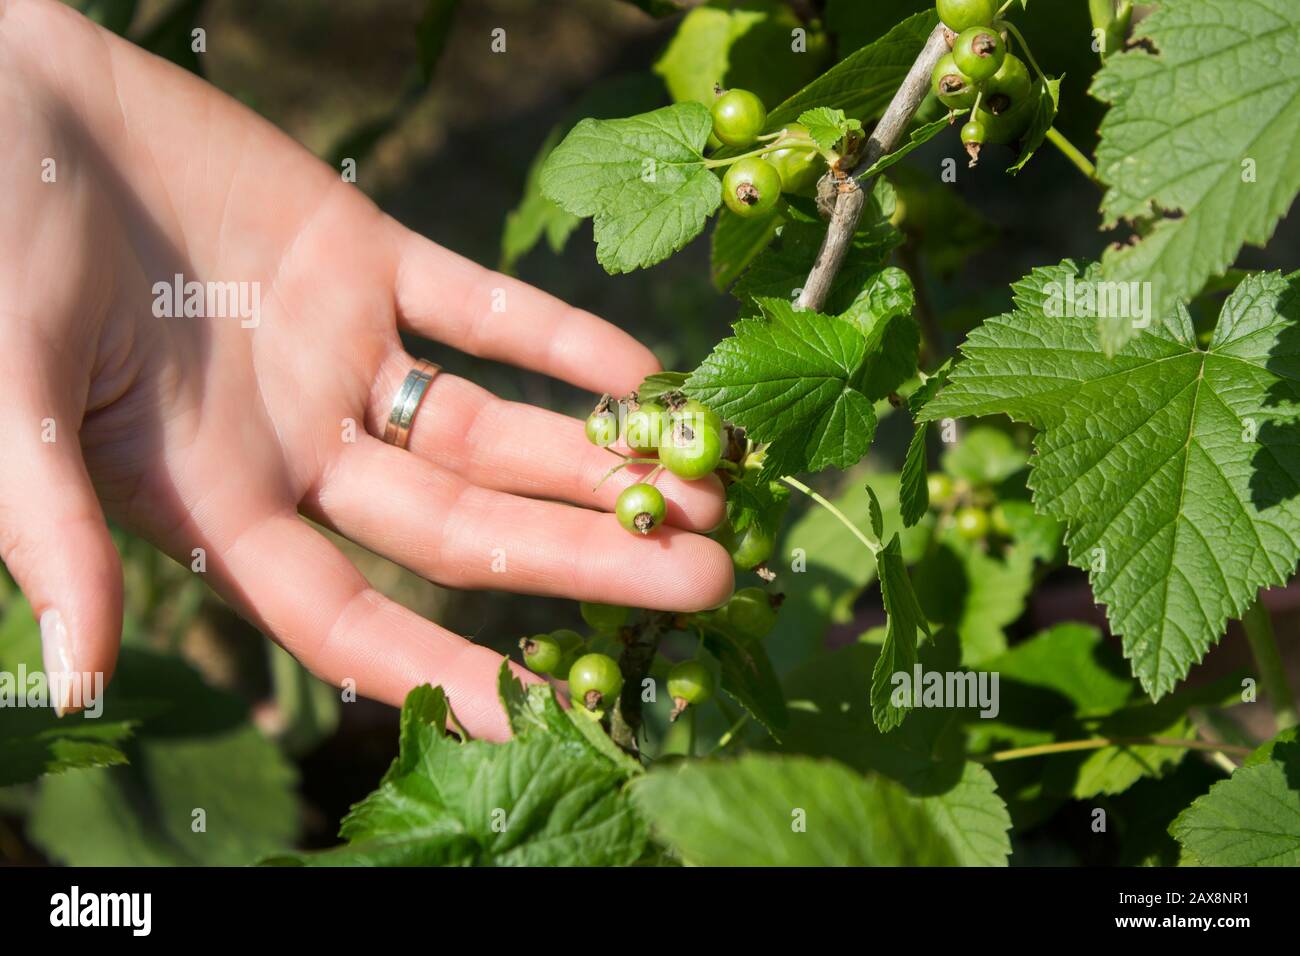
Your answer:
[0,0,732,739]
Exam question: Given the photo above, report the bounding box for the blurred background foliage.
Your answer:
[0,0,1294,866]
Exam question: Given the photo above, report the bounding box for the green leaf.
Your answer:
[924,263,1300,698]
[840,266,920,401]
[865,486,885,540]
[1006,76,1059,175]
[824,0,931,55]
[279,684,646,866]
[863,112,963,178]
[501,127,581,274]
[797,106,863,152]
[497,664,643,778]
[1091,0,1300,352]
[725,475,790,536]
[763,11,940,133]
[731,182,902,316]
[26,648,300,866]
[710,207,785,291]
[870,534,931,732]
[701,628,789,738]
[1171,739,1300,866]
[899,361,953,527]
[917,761,1012,866]
[686,297,879,479]
[653,2,828,108]
[636,370,690,403]
[0,601,135,785]
[539,103,721,274]
[632,754,961,865]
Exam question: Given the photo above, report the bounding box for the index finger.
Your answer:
[389,224,661,396]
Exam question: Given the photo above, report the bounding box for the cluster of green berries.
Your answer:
[709,88,826,220]
[586,393,728,537]
[926,472,1014,543]
[931,0,1036,166]
[520,603,629,715]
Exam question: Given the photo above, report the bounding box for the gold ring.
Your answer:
[382,359,440,449]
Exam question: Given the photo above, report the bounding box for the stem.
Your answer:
[704,141,818,169]
[795,23,950,313]
[985,736,1254,763]
[1045,127,1100,185]
[609,611,673,753]
[780,475,880,554]
[592,456,659,492]
[709,710,752,754]
[999,21,1045,81]
[1241,595,1298,730]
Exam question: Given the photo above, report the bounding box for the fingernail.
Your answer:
[40,608,74,718]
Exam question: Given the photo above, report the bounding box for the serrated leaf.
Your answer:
[917,761,1012,866]
[924,263,1300,698]
[1006,76,1059,175]
[278,684,646,866]
[899,361,953,527]
[840,266,920,401]
[863,112,964,178]
[637,370,689,403]
[701,629,788,738]
[632,754,960,865]
[865,486,885,540]
[1171,739,1300,866]
[762,11,940,133]
[870,534,931,732]
[797,106,862,152]
[725,476,790,536]
[685,297,879,478]
[539,103,721,274]
[731,183,903,316]
[1091,0,1300,351]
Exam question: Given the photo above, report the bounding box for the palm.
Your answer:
[0,0,731,740]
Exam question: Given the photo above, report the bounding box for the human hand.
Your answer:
[0,0,733,739]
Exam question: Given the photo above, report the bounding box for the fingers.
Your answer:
[204,509,532,741]
[368,350,725,533]
[390,226,659,395]
[0,406,122,715]
[308,438,736,612]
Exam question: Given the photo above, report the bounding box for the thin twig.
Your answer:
[983,736,1254,763]
[795,24,951,313]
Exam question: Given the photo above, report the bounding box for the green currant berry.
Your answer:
[616,482,667,535]
[711,88,767,148]
[671,398,724,435]
[990,503,1013,537]
[927,473,956,508]
[931,53,976,111]
[667,660,715,706]
[719,586,777,641]
[659,417,724,480]
[984,53,1032,115]
[974,90,1035,145]
[961,119,987,145]
[728,523,775,571]
[936,0,996,33]
[954,505,990,541]
[580,602,629,634]
[585,409,619,447]
[624,400,666,453]
[519,634,564,675]
[568,652,624,711]
[766,123,824,195]
[953,26,1005,82]
[722,157,782,219]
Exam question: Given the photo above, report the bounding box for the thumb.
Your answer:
[0,405,121,716]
